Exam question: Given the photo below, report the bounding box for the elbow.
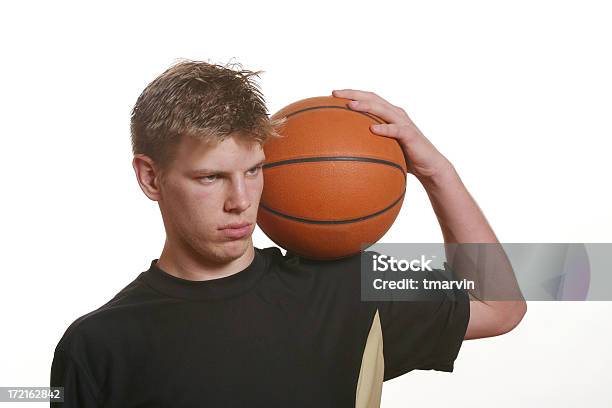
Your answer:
[496,301,527,335]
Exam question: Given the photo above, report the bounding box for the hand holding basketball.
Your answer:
[332,89,453,182]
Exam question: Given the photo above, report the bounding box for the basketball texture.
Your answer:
[257,96,408,260]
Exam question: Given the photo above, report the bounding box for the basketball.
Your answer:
[256,96,408,260]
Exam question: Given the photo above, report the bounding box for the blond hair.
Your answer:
[130,59,283,172]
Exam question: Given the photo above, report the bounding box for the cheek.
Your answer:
[168,184,219,219]
[250,176,264,199]
[188,189,223,215]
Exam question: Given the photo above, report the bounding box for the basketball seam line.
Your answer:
[262,156,406,174]
[259,190,406,225]
[283,105,386,124]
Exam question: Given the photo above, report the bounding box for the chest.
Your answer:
[99,303,371,407]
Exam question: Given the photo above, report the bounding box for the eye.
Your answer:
[199,175,217,183]
[246,165,263,176]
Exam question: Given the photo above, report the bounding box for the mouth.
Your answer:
[219,222,251,230]
[218,222,253,239]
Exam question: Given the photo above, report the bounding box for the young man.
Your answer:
[51,60,526,407]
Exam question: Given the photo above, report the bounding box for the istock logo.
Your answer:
[372,254,435,272]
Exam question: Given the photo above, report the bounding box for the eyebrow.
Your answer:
[190,159,266,176]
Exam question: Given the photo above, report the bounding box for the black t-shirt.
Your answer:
[50,247,470,407]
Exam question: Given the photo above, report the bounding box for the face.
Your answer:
[155,134,265,264]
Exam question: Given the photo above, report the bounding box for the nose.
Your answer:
[224,177,251,213]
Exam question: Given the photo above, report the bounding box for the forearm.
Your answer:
[417,163,497,244]
[418,162,526,329]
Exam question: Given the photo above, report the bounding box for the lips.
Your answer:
[219,222,251,230]
[218,222,253,239]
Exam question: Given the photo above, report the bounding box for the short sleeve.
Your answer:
[377,268,470,381]
[50,348,101,407]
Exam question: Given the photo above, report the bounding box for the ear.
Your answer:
[132,154,164,201]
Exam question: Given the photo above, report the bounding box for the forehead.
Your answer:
[174,134,265,171]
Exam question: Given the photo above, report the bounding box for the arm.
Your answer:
[418,164,527,339]
[51,348,101,407]
[332,89,527,340]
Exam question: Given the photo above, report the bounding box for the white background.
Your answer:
[1,0,611,406]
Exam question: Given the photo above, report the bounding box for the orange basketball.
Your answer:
[256,96,408,260]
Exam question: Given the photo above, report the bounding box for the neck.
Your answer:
[156,238,255,282]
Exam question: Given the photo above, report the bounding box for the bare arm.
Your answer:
[331,89,527,340]
[418,163,527,340]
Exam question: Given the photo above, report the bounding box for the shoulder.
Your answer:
[259,246,371,277]
[260,245,374,268]
[54,275,163,355]
[257,246,377,302]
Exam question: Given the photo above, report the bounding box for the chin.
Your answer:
[212,238,251,262]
